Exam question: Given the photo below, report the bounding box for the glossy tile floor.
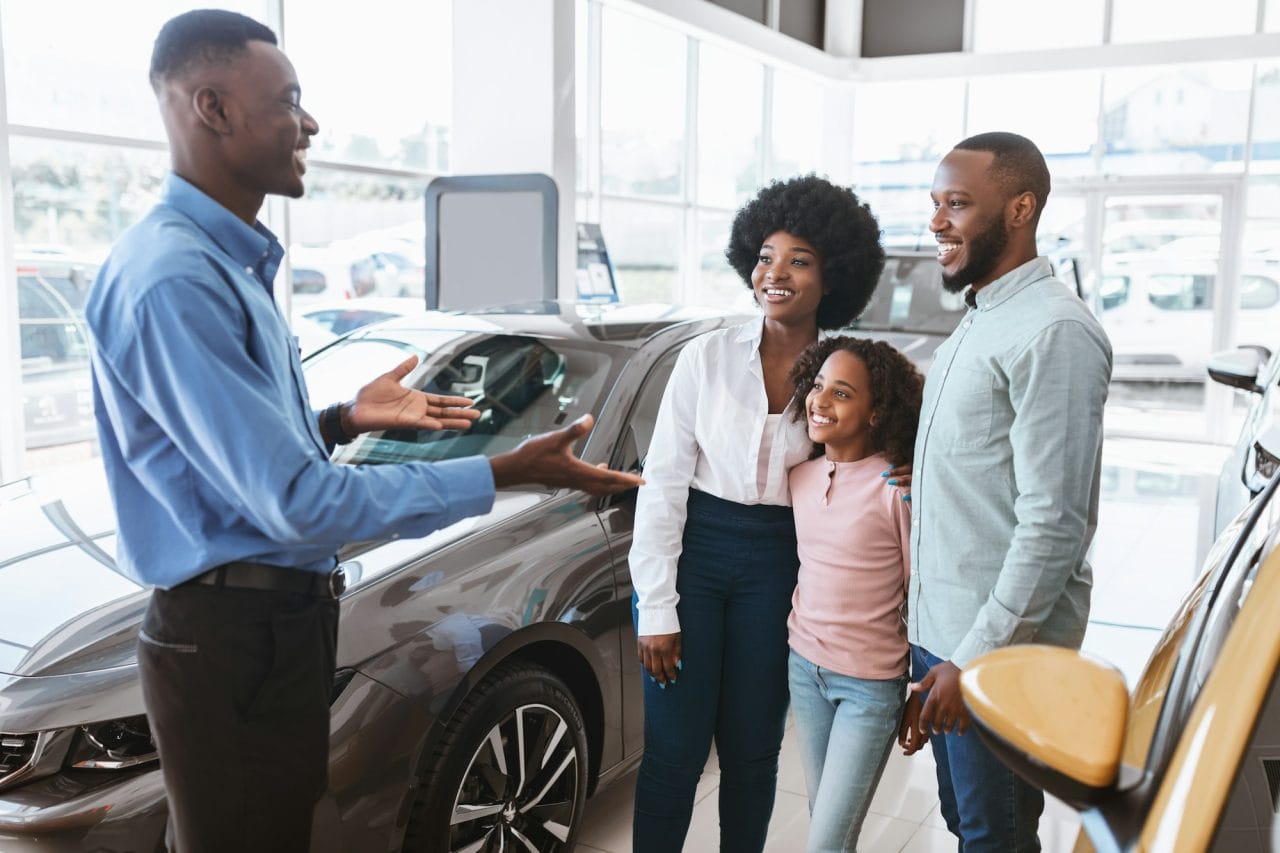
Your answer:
[579,432,1231,852]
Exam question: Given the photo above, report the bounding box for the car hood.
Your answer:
[0,465,552,679]
[0,466,145,678]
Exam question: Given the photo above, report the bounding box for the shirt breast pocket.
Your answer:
[936,366,994,450]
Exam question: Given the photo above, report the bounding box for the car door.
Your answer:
[595,343,685,756]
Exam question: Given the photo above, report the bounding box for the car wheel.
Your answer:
[404,661,589,853]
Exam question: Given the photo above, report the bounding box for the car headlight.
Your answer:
[66,715,158,770]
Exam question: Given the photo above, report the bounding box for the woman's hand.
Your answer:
[883,463,913,497]
[637,632,682,686]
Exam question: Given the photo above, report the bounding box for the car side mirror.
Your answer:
[960,646,1130,807]
[1206,346,1271,394]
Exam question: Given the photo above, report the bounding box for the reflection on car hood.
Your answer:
[0,464,550,679]
[0,465,144,678]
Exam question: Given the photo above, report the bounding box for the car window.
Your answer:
[307,331,622,466]
[17,278,89,366]
[1241,276,1280,311]
[619,347,683,472]
[1100,275,1130,310]
[851,255,967,335]
[1210,660,1280,852]
[1148,274,1213,311]
[1187,480,1280,714]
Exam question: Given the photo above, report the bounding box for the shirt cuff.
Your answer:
[950,633,999,670]
[636,604,681,636]
[436,455,497,519]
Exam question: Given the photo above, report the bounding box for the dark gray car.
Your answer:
[0,255,961,852]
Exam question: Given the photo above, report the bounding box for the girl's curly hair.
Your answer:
[787,336,924,466]
[726,175,885,329]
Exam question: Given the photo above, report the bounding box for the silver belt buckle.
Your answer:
[327,567,347,598]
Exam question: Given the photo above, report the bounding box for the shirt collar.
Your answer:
[965,256,1053,313]
[734,314,766,347]
[161,173,283,282]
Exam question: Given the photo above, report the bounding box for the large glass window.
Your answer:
[967,71,1101,177]
[853,79,966,247]
[1,0,268,140]
[1110,0,1259,43]
[972,0,1105,52]
[600,8,686,199]
[1101,63,1253,176]
[600,200,683,304]
[694,211,753,311]
[286,168,427,305]
[769,68,824,181]
[696,43,763,209]
[286,0,451,172]
[1252,62,1280,174]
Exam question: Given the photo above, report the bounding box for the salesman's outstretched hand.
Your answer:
[489,414,644,496]
[345,356,481,435]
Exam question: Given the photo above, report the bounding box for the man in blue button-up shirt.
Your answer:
[902,133,1112,852]
[86,11,640,852]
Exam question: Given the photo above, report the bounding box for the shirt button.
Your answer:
[962,321,971,329]
[912,518,920,526]
[244,266,254,275]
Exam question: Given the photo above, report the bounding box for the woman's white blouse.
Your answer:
[630,317,812,635]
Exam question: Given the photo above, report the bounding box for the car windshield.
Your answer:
[304,329,621,465]
[849,254,967,335]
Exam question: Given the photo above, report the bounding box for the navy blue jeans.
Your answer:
[632,489,798,853]
[911,645,1044,852]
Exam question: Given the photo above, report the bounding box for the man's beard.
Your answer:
[941,213,1009,294]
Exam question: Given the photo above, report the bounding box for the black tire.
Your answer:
[404,661,589,853]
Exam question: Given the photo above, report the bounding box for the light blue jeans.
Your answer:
[788,650,907,853]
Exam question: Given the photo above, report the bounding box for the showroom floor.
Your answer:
[578,428,1232,852]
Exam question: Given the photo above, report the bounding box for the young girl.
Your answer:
[786,336,926,852]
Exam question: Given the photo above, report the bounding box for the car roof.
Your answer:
[353,301,748,348]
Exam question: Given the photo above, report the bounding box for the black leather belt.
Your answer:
[185,561,347,599]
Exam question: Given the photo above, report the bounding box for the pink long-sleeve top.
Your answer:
[787,452,912,680]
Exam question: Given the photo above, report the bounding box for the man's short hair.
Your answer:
[954,131,1051,220]
[149,9,277,90]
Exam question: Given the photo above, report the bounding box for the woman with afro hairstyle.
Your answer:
[785,336,925,851]
[628,175,887,852]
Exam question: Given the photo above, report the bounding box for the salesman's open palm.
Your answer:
[348,356,481,434]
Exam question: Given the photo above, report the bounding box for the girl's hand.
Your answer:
[637,632,682,686]
[883,463,913,495]
[898,692,926,755]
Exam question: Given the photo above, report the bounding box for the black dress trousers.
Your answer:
[137,582,338,853]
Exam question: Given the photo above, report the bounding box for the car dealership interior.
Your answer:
[2,1,1280,851]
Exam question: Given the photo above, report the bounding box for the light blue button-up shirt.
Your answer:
[907,256,1112,668]
[86,174,495,588]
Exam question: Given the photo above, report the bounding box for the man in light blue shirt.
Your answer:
[904,132,1112,852]
[86,11,640,852]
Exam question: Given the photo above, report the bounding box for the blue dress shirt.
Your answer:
[86,174,495,588]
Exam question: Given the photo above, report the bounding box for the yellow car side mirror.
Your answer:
[961,646,1130,805]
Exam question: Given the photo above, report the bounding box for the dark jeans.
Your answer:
[911,645,1044,853]
[632,489,798,853]
[138,581,339,853]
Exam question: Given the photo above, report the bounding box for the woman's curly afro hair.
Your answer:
[787,336,924,466]
[726,175,885,329]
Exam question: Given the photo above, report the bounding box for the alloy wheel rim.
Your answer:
[448,702,579,852]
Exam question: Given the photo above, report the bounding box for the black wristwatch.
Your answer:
[322,403,354,446]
